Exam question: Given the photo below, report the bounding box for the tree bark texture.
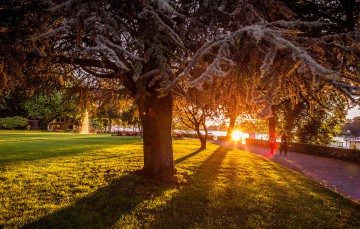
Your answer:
[195,123,207,149]
[137,92,174,176]
[199,137,207,149]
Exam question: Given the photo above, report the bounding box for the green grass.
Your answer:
[1,130,359,228]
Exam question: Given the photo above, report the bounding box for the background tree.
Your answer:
[280,103,346,145]
[218,72,262,138]
[276,89,348,144]
[92,86,132,132]
[173,86,216,149]
[342,118,360,137]
[295,108,346,145]
[0,92,29,118]
[238,119,268,135]
[120,105,142,132]
[23,92,79,129]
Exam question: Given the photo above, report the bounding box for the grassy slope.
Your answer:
[0,130,359,228]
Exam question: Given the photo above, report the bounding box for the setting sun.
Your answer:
[231,130,243,142]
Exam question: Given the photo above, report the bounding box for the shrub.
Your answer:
[0,116,29,129]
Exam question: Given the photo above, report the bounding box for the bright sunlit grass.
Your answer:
[231,130,243,141]
[1,130,359,228]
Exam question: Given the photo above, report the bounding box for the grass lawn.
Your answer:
[1,130,360,228]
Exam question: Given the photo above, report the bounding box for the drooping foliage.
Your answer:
[280,0,359,34]
[269,0,360,144]
[0,0,62,95]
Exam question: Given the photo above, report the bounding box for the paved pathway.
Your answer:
[214,140,360,203]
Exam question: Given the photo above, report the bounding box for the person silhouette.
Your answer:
[269,132,276,155]
[279,132,288,156]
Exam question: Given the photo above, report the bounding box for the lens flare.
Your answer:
[231,130,242,141]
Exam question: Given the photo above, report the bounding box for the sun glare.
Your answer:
[231,130,242,142]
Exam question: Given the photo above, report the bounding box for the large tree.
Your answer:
[270,0,360,143]
[1,0,359,179]
[212,0,360,141]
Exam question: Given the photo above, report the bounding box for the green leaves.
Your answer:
[23,92,77,122]
[0,116,29,129]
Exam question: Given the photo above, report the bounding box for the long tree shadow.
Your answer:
[163,144,360,228]
[22,171,170,229]
[174,148,204,164]
[22,146,229,228]
[150,146,230,228]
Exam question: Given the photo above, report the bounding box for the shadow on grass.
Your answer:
[18,144,360,228]
[22,171,169,229]
[21,146,229,228]
[150,146,360,228]
[174,148,204,164]
[150,146,230,228]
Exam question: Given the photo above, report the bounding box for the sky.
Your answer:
[347,106,360,119]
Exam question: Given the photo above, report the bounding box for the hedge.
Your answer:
[245,138,360,164]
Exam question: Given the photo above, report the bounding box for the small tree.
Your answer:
[174,96,214,149]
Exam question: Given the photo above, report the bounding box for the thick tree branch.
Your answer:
[55,55,120,72]
[81,67,117,79]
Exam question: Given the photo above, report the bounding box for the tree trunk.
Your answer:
[195,123,207,149]
[201,113,208,149]
[199,137,206,149]
[137,92,174,177]
[108,118,112,132]
[226,114,236,138]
